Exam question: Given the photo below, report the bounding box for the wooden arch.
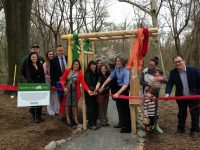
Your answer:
[61,28,158,134]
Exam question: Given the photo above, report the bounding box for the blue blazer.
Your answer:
[165,66,200,96]
[50,55,67,86]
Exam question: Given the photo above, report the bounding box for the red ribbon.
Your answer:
[0,84,18,91]
[109,94,200,101]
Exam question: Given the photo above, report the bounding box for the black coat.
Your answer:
[165,66,200,96]
[26,64,45,83]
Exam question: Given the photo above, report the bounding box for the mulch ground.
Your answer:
[0,93,72,150]
[144,100,200,150]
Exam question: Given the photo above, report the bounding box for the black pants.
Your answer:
[85,94,98,126]
[29,106,42,120]
[176,99,200,132]
[115,86,131,130]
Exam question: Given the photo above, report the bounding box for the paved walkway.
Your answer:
[58,99,139,150]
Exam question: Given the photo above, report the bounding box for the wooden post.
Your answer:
[129,36,140,135]
[79,39,87,130]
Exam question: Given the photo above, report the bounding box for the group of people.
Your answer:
[21,45,200,137]
[140,56,200,138]
[20,45,131,133]
[60,56,131,133]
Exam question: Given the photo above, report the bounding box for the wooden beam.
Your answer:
[61,28,158,40]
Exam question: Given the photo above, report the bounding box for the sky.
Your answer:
[107,0,135,24]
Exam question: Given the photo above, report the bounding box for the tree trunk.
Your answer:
[174,36,181,55]
[2,0,33,84]
[69,1,73,33]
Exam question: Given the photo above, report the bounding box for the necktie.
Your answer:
[61,57,65,73]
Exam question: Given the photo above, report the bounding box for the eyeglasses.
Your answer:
[149,63,155,66]
[174,60,183,64]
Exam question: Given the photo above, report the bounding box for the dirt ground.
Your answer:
[0,92,200,150]
[144,100,200,150]
[0,93,72,150]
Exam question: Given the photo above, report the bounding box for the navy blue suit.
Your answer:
[166,66,200,132]
[50,55,67,86]
[50,55,67,107]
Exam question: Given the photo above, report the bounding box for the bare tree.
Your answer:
[31,0,67,48]
[186,1,200,64]
[162,0,194,55]
[119,0,164,27]
[78,0,109,32]
[0,0,3,11]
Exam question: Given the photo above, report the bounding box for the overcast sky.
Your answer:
[107,0,134,24]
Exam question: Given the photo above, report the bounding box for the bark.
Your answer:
[1,0,33,83]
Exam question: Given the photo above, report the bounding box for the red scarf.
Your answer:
[127,28,149,71]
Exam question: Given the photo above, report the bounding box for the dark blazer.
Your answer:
[50,55,67,86]
[166,66,200,96]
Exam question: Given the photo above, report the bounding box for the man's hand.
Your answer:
[165,94,170,97]
[164,94,170,101]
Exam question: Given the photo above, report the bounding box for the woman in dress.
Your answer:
[60,59,93,126]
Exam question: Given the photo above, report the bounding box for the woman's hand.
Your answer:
[94,89,98,95]
[113,93,119,99]
[88,90,94,96]
[99,86,104,93]
[63,87,69,95]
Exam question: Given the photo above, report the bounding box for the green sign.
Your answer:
[18,83,50,91]
[17,83,50,107]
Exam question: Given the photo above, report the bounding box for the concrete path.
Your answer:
[58,99,139,150]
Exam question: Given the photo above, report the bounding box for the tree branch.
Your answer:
[118,0,151,15]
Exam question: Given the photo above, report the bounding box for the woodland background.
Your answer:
[0,0,200,84]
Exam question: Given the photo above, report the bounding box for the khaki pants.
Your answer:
[98,95,109,125]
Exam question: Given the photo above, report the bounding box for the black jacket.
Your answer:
[165,66,200,96]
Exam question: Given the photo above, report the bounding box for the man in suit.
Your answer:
[50,45,67,112]
[165,55,200,138]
